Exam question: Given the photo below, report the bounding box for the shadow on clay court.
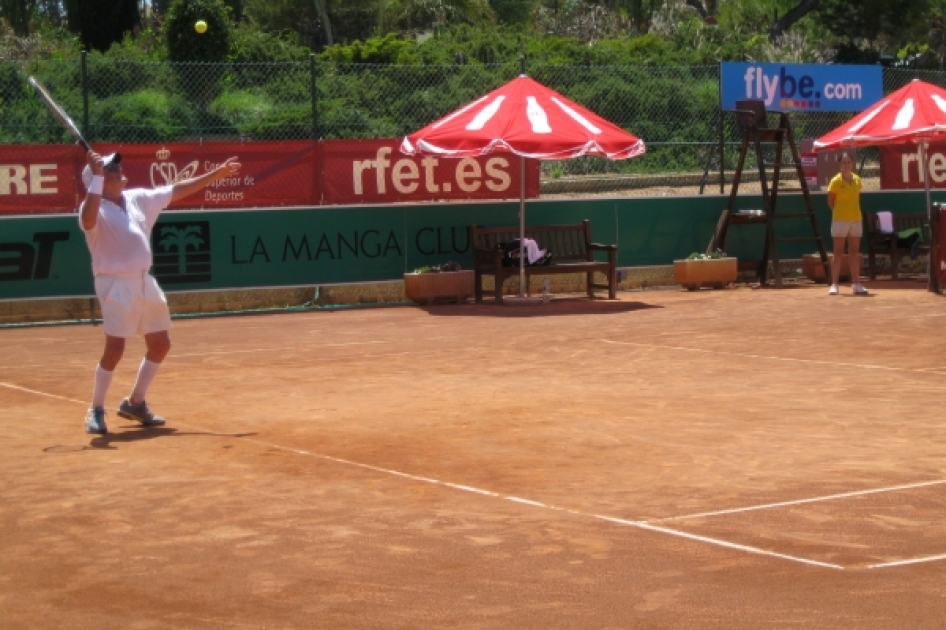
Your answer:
[425,299,663,317]
[42,428,257,453]
[763,277,940,295]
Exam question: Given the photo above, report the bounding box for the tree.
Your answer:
[165,0,233,62]
[683,0,716,22]
[242,0,339,49]
[165,0,233,108]
[64,0,140,52]
[820,0,929,62]
[393,0,494,31]
[156,0,241,18]
[0,0,34,35]
[313,0,332,45]
[489,0,535,25]
[768,0,818,42]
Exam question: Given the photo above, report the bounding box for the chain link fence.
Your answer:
[3,56,946,197]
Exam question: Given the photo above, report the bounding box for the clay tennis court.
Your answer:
[2,280,945,628]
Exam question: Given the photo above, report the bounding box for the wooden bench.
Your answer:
[862,211,930,280]
[470,220,617,304]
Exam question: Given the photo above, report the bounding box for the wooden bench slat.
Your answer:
[863,211,931,280]
[470,220,617,304]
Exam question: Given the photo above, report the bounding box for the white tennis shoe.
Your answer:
[85,407,107,434]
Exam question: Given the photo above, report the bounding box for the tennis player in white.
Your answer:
[80,150,241,434]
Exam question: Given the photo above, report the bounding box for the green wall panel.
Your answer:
[2,190,942,301]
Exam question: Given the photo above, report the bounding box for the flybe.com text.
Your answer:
[743,66,862,107]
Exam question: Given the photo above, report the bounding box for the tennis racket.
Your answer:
[27,76,91,151]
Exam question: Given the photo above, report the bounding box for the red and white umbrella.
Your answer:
[814,79,946,149]
[401,74,645,299]
[401,75,645,160]
[814,79,946,292]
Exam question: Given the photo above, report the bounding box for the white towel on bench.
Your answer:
[520,238,547,264]
[877,211,894,233]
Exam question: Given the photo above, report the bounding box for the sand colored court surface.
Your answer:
[2,280,945,628]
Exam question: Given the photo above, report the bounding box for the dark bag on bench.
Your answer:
[896,228,923,259]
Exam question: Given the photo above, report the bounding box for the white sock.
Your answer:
[130,359,161,403]
[92,365,113,409]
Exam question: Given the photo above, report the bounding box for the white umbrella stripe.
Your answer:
[433,94,490,130]
[933,94,946,114]
[526,96,552,134]
[466,95,505,131]
[846,100,889,134]
[893,99,915,131]
[551,97,602,134]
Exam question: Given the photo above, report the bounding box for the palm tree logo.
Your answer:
[159,225,205,274]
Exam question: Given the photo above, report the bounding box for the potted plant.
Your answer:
[802,252,863,283]
[673,250,738,290]
[403,261,475,305]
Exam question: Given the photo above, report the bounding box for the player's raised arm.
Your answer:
[170,157,241,203]
[79,151,106,231]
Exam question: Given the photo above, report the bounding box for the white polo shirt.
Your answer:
[79,187,173,276]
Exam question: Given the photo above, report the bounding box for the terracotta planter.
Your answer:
[403,270,474,305]
[673,258,738,291]
[802,253,863,283]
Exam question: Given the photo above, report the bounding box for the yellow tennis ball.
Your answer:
[195,20,208,34]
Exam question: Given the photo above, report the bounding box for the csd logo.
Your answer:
[149,147,199,187]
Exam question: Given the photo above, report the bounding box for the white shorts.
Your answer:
[94,272,172,338]
[831,220,863,238]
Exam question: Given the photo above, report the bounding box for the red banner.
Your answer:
[0,139,541,215]
[0,144,82,214]
[879,143,946,190]
[321,139,540,205]
[89,141,320,210]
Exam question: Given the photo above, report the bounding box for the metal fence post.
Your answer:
[717,67,724,194]
[718,110,724,194]
[81,50,89,140]
[310,54,319,139]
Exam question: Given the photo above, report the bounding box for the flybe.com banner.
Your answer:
[720,62,882,113]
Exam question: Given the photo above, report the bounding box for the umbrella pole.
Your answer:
[921,140,935,292]
[519,155,526,298]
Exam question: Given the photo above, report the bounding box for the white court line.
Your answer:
[603,339,946,375]
[593,515,841,570]
[655,479,946,522]
[171,340,387,358]
[0,382,86,404]
[1,380,841,571]
[241,435,843,571]
[868,553,946,569]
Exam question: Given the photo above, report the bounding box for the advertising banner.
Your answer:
[321,139,539,205]
[90,141,321,210]
[0,139,540,214]
[720,62,883,112]
[879,143,946,190]
[0,145,82,215]
[0,202,521,300]
[1,192,841,301]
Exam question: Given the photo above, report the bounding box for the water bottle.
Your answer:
[542,276,550,303]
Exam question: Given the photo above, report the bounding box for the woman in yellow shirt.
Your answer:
[826,152,869,295]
